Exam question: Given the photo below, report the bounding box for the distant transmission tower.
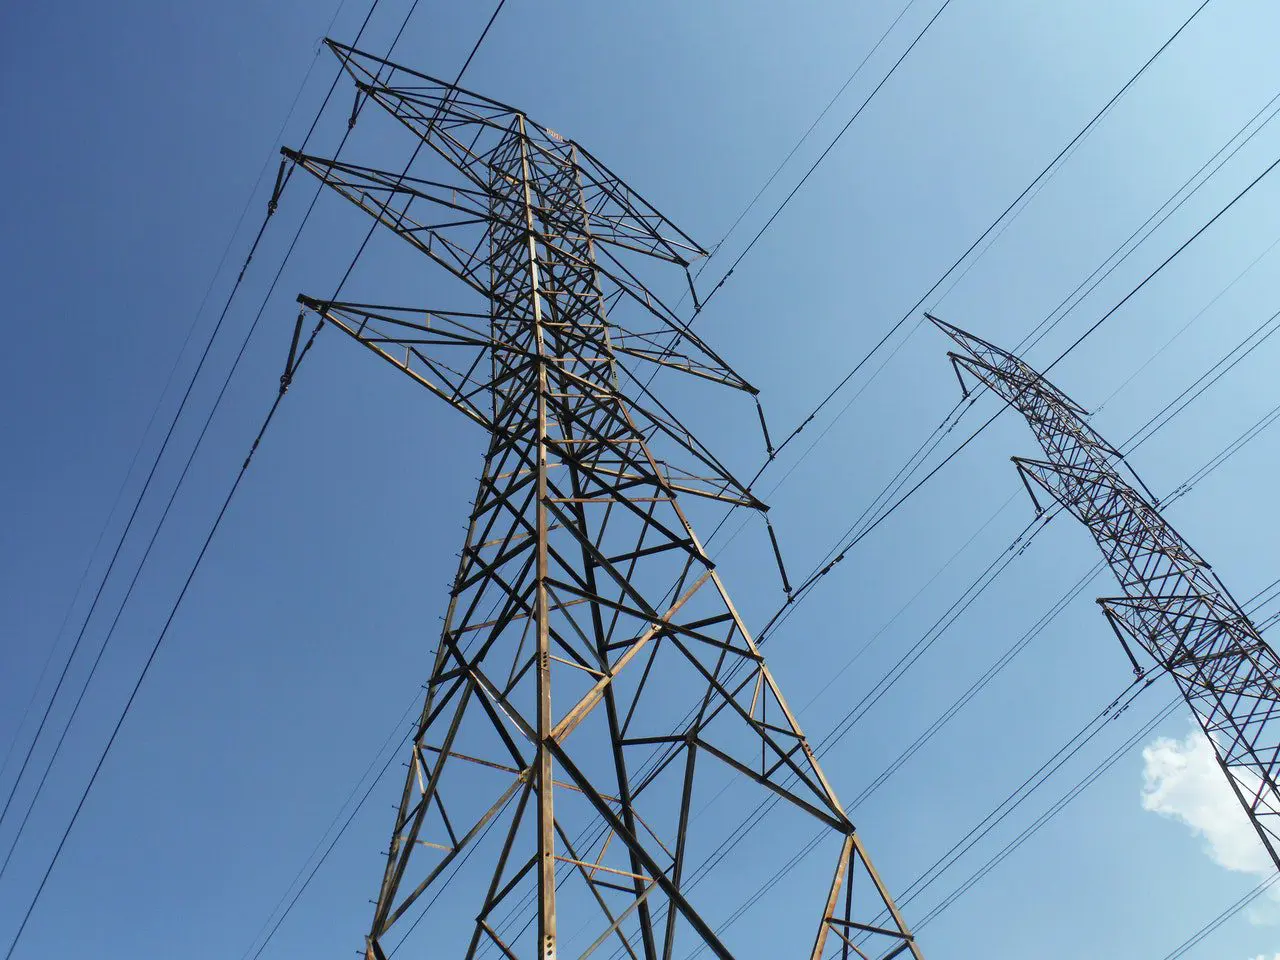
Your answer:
[930,314,1280,875]
[287,41,922,960]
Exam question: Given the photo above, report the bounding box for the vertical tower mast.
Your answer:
[288,42,923,960]
[930,314,1280,876]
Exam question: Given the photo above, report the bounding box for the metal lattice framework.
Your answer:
[288,41,923,960]
[931,314,1280,875]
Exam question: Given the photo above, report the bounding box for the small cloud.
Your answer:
[1142,722,1279,924]
[1142,723,1270,873]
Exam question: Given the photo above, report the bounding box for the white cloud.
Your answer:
[1142,723,1270,874]
[1142,722,1279,925]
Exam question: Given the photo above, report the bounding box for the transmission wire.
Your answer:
[0,0,387,851]
[661,322,1280,957]
[1155,873,1280,960]
[697,0,923,271]
[746,0,1214,478]
[756,143,1280,639]
[696,570,1280,957]
[577,292,1280,960]
[704,81,1280,569]
[691,0,957,323]
[0,17,345,786]
[202,7,512,955]
[681,366,1280,957]
[0,0,406,884]
[1,320,325,960]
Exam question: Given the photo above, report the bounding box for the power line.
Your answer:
[1156,874,1280,960]
[0,0,397,885]
[700,550,1280,956]
[639,0,956,405]
[1125,307,1280,452]
[637,0,944,452]
[0,0,383,841]
[1,320,324,960]
[206,10,512,955]
[903,680,1157,914]
[246,714,408,960]
[237,694,418,960]
[705,79,1280,573]
[659,335,1280,959]
[697,0,923,269]
[1044,151,1280,374]
[778,290,1280,778]
[696,0,955,316]
[694,4,1243,588]
[0,26,340,784]
[1093,231,1280,417]
[902,559,1280,936]
[908,694,1178,930]
[750,0,1215,473]
[763,142,1280,622]
[1015,88,1280,360]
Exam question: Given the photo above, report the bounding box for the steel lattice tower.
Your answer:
[286,42,923,960]
[931,314,1280,875]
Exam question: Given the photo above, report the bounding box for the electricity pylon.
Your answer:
[930,314,1280,875]
[287,41,923,960]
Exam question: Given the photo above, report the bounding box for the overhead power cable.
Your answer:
[1156,874,1280,960]
[637,0,945,453]
[694,569,1280,960]
[761,291,1280,759]
[1044,152,1280,374]
[1,320,325,960]
[638,0,954,403]
[650,351,1280,960]
[536,310,1280,960]
[0,16,349,787]
[907,575,1280,934]
[244,700,416,960]
[697,0,923,272]
[905,693,1177,931]
[703,575,1280,959]
[1014,88,1280,360]
[237,694,418,960]
[0,0,406,888]
[747,0,1214,477]
[693,0,956,317]
[730,78,1280,554]
[760,144,1280,629]
[210,8,511,955]
[704,79,1280,574]
[0,0,387,847]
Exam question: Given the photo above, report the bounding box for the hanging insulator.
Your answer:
[268,158,288,216]
[755,396,776,459]
[765,516,792,595]
[280,310,305,394]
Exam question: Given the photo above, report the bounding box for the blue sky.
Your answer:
[2,0,1280,957]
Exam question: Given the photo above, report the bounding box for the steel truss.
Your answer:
[287,41,923,960]
[931,314,1280,875]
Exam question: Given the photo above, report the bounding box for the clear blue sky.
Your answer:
[2,1,1280,957]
